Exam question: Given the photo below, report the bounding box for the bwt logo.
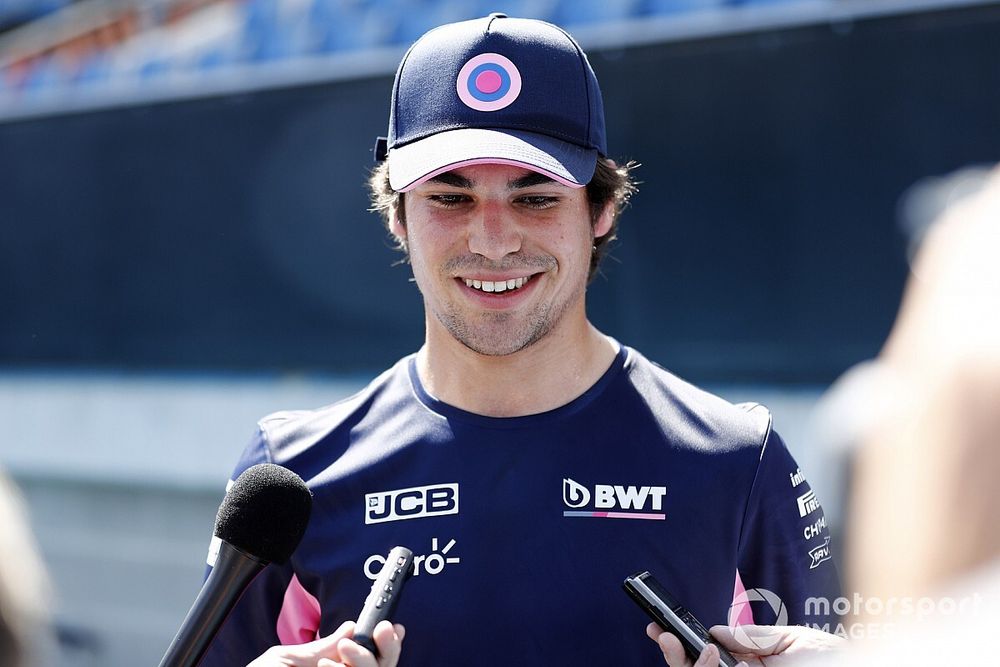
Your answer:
[562,478,666,520]
[365,483,459,524]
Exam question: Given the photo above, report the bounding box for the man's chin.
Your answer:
[454,326,551,358]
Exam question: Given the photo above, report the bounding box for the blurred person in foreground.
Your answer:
[650,166,1000,665]
[0,468,51,667]
[201,13,841,667]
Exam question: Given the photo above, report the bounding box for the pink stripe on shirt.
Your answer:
[277,574,321,645]
[730,569,756,626]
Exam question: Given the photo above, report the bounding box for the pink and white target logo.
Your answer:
[456,53,522,112]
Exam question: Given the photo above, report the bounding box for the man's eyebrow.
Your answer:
[427,172,474,188]
[509,172,556,189]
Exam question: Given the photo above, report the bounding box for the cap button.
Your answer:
[488,12,507,19]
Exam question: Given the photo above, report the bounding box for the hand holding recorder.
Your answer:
[624,571,739,667]
[626,571,845,667]
[246,546,413,667]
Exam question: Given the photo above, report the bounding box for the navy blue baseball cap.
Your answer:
[378,13,607,192]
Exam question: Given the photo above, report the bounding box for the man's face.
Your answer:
[396,163,612,357]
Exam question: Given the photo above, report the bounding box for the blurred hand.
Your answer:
[849,165,1000,606]
[247,620,405,667]
[647,623,845,666]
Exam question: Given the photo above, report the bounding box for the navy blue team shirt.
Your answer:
[201,343,840,665]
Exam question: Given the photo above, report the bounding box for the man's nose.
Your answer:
[467,202,522,260]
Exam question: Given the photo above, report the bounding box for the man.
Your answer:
[202,14,839,666]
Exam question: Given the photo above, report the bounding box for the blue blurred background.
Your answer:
[1,0,999,664]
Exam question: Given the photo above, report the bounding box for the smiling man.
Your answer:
[202,14,840,667]
[391,163,617,418]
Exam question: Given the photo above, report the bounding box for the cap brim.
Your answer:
[387,128,598,192]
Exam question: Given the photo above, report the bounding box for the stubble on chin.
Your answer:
[436,303,555,357]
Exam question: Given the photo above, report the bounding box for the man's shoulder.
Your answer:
[622,345,773,451]
[256,356,415,452]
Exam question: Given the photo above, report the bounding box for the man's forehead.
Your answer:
[426,164,560,189]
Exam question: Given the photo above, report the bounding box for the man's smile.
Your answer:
[459,275,533,293]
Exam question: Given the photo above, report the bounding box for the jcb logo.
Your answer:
[365,483,459,524]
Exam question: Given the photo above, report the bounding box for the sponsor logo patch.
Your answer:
[803,515,827,540]
[365,483,459,524]
[796,489,821,518]
[562,477,666,520]
[808,536,833,569]
[364,537,460,579]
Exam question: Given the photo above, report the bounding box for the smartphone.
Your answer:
[624,571,739,667]
[354,546,414,656]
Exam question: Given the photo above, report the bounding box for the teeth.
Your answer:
[462,276,531,293]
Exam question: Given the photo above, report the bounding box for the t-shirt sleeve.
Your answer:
[196,427,316,667]
[735,427,842,628]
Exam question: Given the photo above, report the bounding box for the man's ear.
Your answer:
[390,206,407,241]
[593,201,614,240]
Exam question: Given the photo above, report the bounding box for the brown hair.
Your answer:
[367,158,638,281]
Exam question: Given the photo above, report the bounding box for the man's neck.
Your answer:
[415,320,618,418]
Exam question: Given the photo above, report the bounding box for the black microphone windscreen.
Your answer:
[214,463,312,564]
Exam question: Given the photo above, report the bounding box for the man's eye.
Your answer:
[428,194,469,208]
[517,196,558,209]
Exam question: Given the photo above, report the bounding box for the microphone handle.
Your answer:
[158,541,267,667]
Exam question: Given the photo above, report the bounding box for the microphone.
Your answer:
[158,463,313,667]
